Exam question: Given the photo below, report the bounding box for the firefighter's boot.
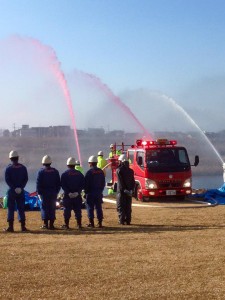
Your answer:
[97,220,103,228]
[61,219,70,229]
[77,218,82,229]
[40,219,48,229]
[4,221,14,232]
[21,220,28,232]
[49,220,55,230]
[87,218,94,228]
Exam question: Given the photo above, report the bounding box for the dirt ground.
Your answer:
[0,198,225,300]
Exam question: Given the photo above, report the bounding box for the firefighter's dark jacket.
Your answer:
[61,168,85,195]
[37,167,61,196]
[116,164,135,193]
[5,163,28,190]
[84,166,105,195]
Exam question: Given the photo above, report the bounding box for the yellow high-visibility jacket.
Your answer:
[108,150,122,158]
[97,156,108,176]
[75,165,84,175]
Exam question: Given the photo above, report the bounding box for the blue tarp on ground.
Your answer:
[24,191,40,210]
[191,183,225,205]
[3,191,40,211]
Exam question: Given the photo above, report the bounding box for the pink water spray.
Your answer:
[17,36,82,164]
[77,71,151,138]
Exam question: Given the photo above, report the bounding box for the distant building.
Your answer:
[87,127,105,136]
[77,129,87,137]
[12,125,73,137]
[49,126,72,137]
[107,130,125,137]
[4,125,165,141]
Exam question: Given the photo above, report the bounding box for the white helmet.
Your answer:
[98,151,103,156]
[110,144,114,148]
[75,160,80,165]
[67,157,76,166]
[42,155,52,164]
[88,155,98,163]
[9,150,19,158]
[118,154,126,162]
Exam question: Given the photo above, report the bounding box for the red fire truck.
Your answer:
[108,138,199,201]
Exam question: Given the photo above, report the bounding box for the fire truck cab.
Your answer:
[109,138,199,201]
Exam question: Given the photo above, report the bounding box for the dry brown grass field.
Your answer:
[1,198,225,300]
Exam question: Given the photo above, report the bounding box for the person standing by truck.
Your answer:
[116,156,135,225]
[108,144,122,158]
[4,150,29,232]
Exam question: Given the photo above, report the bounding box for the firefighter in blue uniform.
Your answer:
[61,157,85,229]
[4,150,28,232]
[116,155,135,225]
[84,155,105,228]
[36,155,61,230]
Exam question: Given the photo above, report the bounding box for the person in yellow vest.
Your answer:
[75,160,84,175]
[97,151,108,176]
[108,144,122,158]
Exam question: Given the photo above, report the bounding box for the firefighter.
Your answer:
[118,154,126,167]
[107,154,127,196]
[61,157,85,229]
[84,155,105,228]
[75,160,84,174]
[4,150,28,232]
[97,151,108,176]
[36,155,61,230]
[108,144,122,158]
[116,155,135,225]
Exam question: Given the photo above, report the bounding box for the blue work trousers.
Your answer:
[85,193,103,221]
[63,196,82,220]
[7,190,25,222]
[40,194,57,221]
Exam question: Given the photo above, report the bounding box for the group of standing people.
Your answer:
[3,146,135,232]
[4,151,105,232]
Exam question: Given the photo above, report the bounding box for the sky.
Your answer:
[0,0,225,132]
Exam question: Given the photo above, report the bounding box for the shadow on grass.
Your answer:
[1,223,224,236]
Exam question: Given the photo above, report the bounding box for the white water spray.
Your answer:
[162,94,224,165]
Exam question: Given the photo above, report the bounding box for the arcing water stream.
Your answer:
[161,94,224,165]
[28,37,82,164]
[75,71,151,138]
